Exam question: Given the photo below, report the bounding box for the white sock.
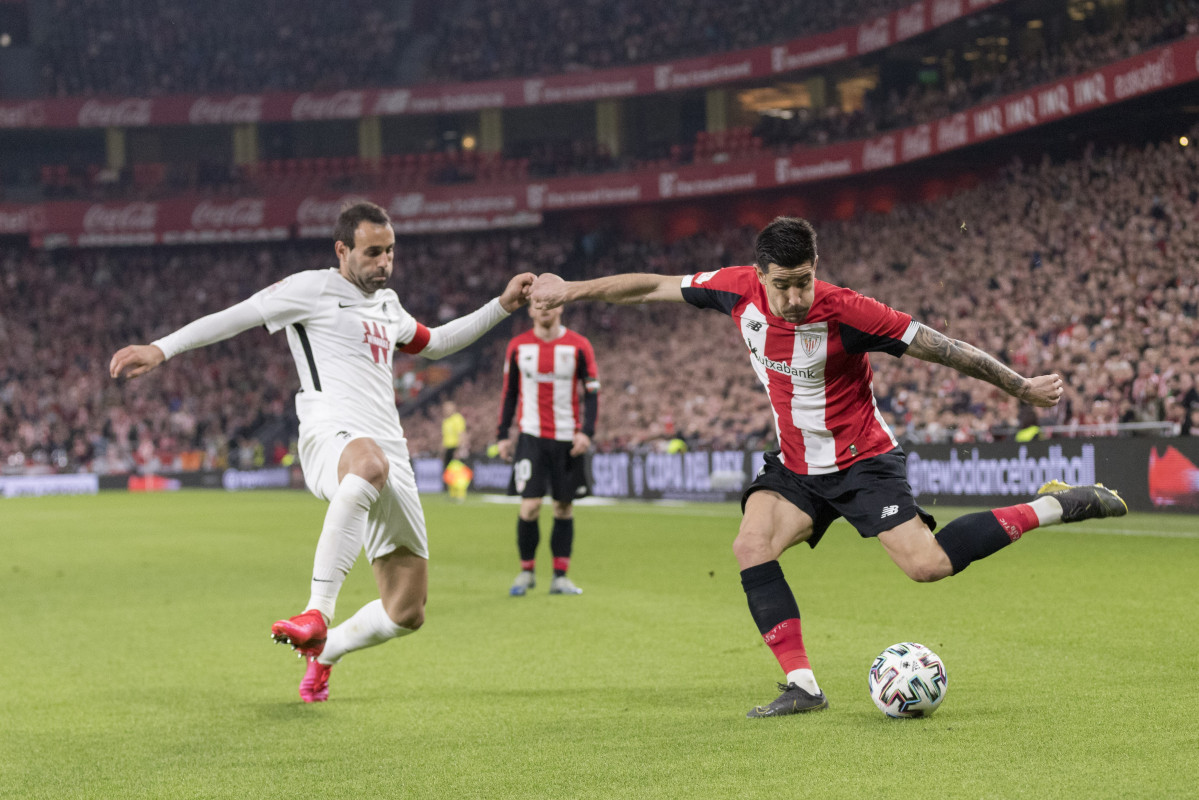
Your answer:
[318,598,413,665]
[785,668,820,696]
[1028,496,1063,527]
[306,474,379,622]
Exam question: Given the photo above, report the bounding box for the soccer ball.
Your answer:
[868,642,948,718]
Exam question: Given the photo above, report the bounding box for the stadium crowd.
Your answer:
[9,121,1194,475]
[425,0,909,82]
[37,0,405,96]
[403,131,1199,455]
[755,0,1199,150]
[22,1,1199,204]
[35,0,910,97]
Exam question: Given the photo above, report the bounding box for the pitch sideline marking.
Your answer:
[474,494,1199,538]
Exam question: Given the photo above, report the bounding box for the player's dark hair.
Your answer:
[754,216,818,272]
[334,201,391,250]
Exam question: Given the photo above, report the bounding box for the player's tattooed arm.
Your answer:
[906,322,1033,401]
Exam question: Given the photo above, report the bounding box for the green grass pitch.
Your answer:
[2,490,1197,799]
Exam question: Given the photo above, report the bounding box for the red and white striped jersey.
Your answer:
[499,327,600,442]
[681,265,918,475]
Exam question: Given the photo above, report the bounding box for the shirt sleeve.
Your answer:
[406,297,509,360]
[395,310,431,354]
[679,267,746,315]
[152,298,267,360]
[576,337,599,437]
[496,340,521,439]
[836,290,919,356]
[248,271,328,334]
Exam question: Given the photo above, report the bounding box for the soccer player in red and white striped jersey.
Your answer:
[529,216,1127,717]
[496,304,599,596]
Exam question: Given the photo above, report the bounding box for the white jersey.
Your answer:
[249,268,421,445]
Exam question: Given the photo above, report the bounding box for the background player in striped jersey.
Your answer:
[110,202,535,702]
[529,216,1126,717]
[496,303,600,596]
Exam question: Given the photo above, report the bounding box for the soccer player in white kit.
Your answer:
[110,202,535,702]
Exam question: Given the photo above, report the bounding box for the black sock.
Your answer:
[551,518,574,577]
[934,510,1014,575]
[517,518,540,563]
[739,560,800,635]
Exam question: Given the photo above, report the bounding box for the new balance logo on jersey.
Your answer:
[361,321,391,365]
[880,505,899,519]
[745,320,763,332]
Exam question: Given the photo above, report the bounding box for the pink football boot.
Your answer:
[299,657,332,703]
[271,609,327,657]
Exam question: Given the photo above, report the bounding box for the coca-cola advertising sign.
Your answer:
[895,3,926,39]
[0,102,47,128]
[856,17,891,53]
[190,199,266,228]
[83,203,158,233]
[0,206,43,234]
[77,99,153,128]
[189,96,263,124]
[930,0,964,27]
[861,135,898,170]
[291,91,365,121]
[296,196,362,227]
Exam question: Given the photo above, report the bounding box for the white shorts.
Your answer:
[298,426,429,561]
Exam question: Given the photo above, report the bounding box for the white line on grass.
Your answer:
[587,503,1199,538]
[474,494,1199,537]
[1059,527,1199,539]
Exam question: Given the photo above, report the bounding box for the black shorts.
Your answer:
[741,448,936,548]
[507,433,591,502]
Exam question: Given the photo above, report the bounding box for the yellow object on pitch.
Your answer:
[443,458,473,501]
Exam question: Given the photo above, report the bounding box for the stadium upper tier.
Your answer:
[2,31,1196,246]
[33,0,918,97]
[1,0,1195,229]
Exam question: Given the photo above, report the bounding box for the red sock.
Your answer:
[552,556,570,574]
[762,618,810,673]
[520,559,535,571]
[991,503,1040,542]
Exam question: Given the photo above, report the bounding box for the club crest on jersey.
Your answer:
[799,331,823,357]
[361,321,391,365]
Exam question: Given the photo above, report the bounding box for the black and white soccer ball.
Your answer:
[868,642,948,718]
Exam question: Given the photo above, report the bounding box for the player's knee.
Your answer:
[901,554,953,583]
[391,607,424,631]
[344,441,389,489]
[732,525,774,566]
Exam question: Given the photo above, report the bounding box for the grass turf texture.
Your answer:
[2,491,1196,799]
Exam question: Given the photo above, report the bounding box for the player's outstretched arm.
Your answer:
[110,298,267,380]
[499,272,536,312]
[109,344,165,379]
[414,272,538,360]
[530,273,685,309]
[905,322,1064,408]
